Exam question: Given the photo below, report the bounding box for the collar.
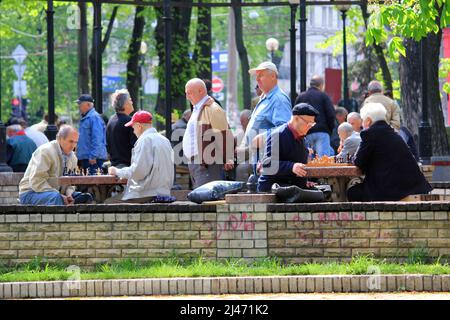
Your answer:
[82,107,95,118]
[193,95,210,111]
[262,85,279,100]
[10,130,26,137]
[288,122,303,141]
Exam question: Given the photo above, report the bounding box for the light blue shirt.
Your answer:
[243,85,291,148]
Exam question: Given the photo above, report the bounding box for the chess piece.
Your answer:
[75,167,80,176]
[96,168,102,176]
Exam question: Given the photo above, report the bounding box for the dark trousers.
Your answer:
[347,183,365,202]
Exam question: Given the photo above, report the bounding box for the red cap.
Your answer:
[125,111,153,127]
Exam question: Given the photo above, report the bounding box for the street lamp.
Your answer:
[335,1,351,112]
[265,38,279,62]
[139,41,148,111]
[288,0,299,105]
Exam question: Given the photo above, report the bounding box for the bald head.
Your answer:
[310,75,324,90]
[185,78,208,105]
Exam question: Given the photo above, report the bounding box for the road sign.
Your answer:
[12,45,28,64]
[13,80,27,97]
[212,51,228,72]
[13,64,26,79]
[212,77,224,93]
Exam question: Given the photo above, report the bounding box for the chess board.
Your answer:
[305,155,352,167]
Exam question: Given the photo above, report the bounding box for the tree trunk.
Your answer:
[154,2,194,130]
[232,0,251,110]
[359,0,393,92]
[126,6,145,111]
[192,0,212,80]
[78,2,90,94]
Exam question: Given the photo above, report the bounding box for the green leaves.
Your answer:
[388,36,406,61]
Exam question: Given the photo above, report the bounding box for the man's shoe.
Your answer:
[73,192,94,204]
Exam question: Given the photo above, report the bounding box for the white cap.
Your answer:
[248,61,278,75]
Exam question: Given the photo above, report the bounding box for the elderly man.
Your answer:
[330,107,348,154]
[19,125,93,205]
[76,94,108,174]
[347,112,363,133]
[335,122,361,162]
[258,103,319,193]
[108,111,174,203]
[362,81,401,130]
[182,78,234,189]
[243,62,291,167]
[295,75,336,156]
[347,103,432,201]
[106,89,137,168]
[6,124,37,172]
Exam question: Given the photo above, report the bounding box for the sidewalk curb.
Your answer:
[1,274,449,299]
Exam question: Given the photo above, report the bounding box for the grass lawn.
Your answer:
[1,255,450,282]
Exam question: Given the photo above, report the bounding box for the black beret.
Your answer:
[292,103,319,116]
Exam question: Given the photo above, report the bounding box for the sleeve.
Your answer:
[116,138,153,180]
[389,102,401,130]
[89,117,106,160]
[261,131,295,176]
[353,131,374,173]
[337,138,352,159]
[28,149,59,193]
[6,142,13,165]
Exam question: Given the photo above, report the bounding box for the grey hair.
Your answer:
[335,107,348,117]
[368,80,383,93]
[347,112,362,121]
[338,122,354,135]
[360,103,387,123]
[7,124,23,132]
[56,125,78,139]
[182,109,192,119]
[111,89,130,112]
[240,109,252,120]
[310,75,324,88]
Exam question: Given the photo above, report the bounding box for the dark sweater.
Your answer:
[258,123,309,192]
[7,134,37,172]
[106,113,137,167]
[295,87,335,135]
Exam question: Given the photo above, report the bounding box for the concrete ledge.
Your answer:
[0,274,448,298]
[0,173,24,185]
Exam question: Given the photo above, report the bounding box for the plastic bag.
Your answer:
[187,180,245,204]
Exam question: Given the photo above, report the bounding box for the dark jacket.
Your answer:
[106,113,137,167]
[7,133,37,172]
[258,123,308,192]
[295,87,335,135]
[352,121,432,201]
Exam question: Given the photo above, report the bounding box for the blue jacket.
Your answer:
[7,134,37,166]
[77,108,107,160]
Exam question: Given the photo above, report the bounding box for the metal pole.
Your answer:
[93,0,103,114]
[289,3,298,106]
[163,0,172,140]
[140,55,144,110]
[45,0,58,141]
[0,0,12,172]
[299,0,307,92]
[419,37,432,164]
[342,9,349,111]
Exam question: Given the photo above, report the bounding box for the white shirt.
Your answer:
[25,127,49,147]
[183,95,209,160]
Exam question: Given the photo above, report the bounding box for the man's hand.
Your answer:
[224,160,234,171]
[251,133,265,149]
[292,163,307,177]
[88,159,97,165]
[108,166,118,176]
[306,181,316,188]
[62,195,74,206]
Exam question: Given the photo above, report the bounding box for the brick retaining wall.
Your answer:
[0,202,449,266]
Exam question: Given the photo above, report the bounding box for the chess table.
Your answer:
[59,175,127,203]
[304,165,363,202]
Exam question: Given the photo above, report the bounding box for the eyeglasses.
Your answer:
[300,116,316,127]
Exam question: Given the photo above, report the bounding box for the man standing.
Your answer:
[183,78,234,189]
[258,103,319,193]
[362,80,401,130]
[295,75,336,156]
[243,61,291,165]
[347,103,431,201]
[108,111,174,203]
[76,94,107,174]
[19,125,93,205]
[106,89,137,168]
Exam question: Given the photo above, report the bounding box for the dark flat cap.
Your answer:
[75,94,94,104]
[292,103,319,116]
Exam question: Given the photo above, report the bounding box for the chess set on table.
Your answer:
[63,167,105,176]
[305,155,353,167]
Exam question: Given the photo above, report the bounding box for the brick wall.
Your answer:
[0,203,450,266]
[0,173,22,204]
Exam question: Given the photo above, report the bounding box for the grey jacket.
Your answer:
[116,128,174,200]
[337,131,361,161]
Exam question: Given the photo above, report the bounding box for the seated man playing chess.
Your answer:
[106,111,174,203]
[19,125,93,205]
[258,103,327,202]
[347,103,432,201]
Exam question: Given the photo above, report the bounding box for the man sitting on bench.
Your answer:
[347,103,432,201]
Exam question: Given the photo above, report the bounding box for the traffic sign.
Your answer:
[13,64,26,79]
[212,77,224,93]
[12,45,28,64]
[13,80,27,97]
